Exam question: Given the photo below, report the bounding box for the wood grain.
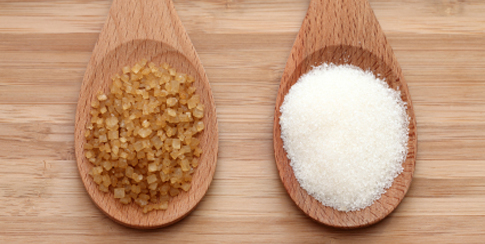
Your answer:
[1,0,485,242]
[273,0,417,228]
[74,0,218,228]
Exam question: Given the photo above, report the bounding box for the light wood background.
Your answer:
[1,0,485,243]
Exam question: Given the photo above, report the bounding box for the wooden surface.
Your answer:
[273,0,417,228]
[74,0,218,228]
[0,0,485,242]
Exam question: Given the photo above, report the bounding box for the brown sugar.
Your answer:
[84,59,204,213]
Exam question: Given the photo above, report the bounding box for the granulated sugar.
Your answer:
[279,63,409,212]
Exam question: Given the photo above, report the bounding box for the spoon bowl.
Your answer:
[274,0,417,229]
[74,0,218,229]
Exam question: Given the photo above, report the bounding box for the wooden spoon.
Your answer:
[273,0,417,228]
[74,0,218,229]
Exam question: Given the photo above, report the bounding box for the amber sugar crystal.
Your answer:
[84,59,204,213]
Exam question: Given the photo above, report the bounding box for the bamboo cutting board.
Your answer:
[1,0,485,243]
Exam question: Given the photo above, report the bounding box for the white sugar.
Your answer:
[280,64,409,212]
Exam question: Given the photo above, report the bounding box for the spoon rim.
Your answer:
[74,39,219,229]
[273,45,417,229]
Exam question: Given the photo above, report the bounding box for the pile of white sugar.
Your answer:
[280,63,409,212]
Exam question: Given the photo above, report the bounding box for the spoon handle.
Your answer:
[92,0,196,66]
[284,0,402,82]
[305,0,383,47]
